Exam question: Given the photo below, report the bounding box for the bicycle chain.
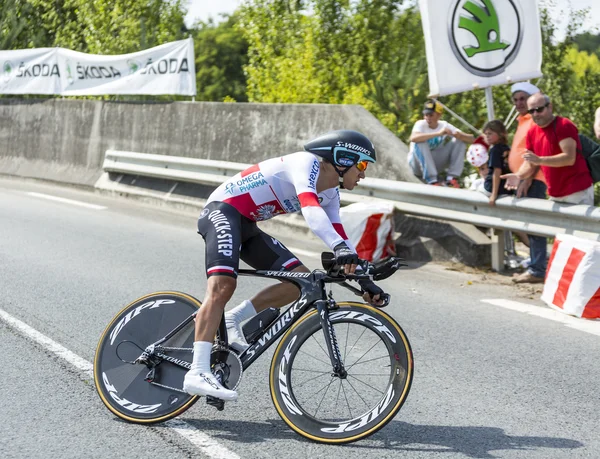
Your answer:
[156,346,192,352]
[148,380,187,393]
[146,344,235,395]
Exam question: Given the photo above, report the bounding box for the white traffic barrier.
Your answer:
[542,235,600,319]
[340,202,396,262]
[100,150,600,270]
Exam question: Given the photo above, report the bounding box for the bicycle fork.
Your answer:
[316,300,347,379]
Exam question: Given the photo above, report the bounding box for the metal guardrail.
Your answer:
[101,150,600,270]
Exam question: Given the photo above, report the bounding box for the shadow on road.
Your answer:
[178,418,583,458]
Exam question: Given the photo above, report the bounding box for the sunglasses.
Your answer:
[356,160,369,172]
[527,103,549,115]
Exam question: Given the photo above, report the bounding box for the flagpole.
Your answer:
[485,87,495,121]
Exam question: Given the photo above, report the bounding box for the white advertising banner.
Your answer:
[0,48,61,94]
[0,38,196,96]
[419,0,543,97]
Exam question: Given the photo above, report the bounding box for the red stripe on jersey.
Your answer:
[207,266,236,275]
[333,223,348,240]
[298,192,320,208]
[241,164,260,177]
[223,193,258,219]
[552,247,586,308]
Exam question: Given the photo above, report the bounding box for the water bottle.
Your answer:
[242,307,280,344]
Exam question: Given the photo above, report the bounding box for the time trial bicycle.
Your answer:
[93,253,413,444]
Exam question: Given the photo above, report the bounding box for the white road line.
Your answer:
[164,419,240,459]
[27,192,107,210]
[0,308,94,377]
[481,299,600,337]
[0,308,240,459]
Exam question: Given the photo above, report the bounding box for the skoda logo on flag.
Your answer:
[448,0,523,77]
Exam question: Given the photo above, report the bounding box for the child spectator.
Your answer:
[482,120,512,206]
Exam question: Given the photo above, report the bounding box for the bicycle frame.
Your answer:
[142,267,359,374]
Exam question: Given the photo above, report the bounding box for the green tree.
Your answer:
[572,31,600,56]
[0,0,187,53]
[0,0,56,49]
[193,15,248,102]
[237,0,427,135]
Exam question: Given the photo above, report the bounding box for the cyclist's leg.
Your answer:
[241,229,309,311]
[225,229,309,351]
[184,202,243,400]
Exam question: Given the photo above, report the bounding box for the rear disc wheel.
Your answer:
[94,291,201,423]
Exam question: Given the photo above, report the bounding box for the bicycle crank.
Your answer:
[206,348,243,411]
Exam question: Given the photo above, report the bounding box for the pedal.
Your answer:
[206,395,225,411]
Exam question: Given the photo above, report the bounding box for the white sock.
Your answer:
[446,176,454,182]
[191,341,212,374]
[226,300,256,324]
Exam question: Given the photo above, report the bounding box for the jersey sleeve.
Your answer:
[319,188,357,252]
[289,154,346,250]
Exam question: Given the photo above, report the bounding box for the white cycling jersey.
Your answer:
[207,152,349,250]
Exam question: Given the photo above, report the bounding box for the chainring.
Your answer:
[210,348,243,391]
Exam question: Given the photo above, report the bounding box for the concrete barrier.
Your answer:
[0,99,416,186]
[0,98,490,267]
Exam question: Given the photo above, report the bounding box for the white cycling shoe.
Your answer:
[225,313,249,352]
[183,371,238,401]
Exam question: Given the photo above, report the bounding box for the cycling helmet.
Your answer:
[304,130,376,176]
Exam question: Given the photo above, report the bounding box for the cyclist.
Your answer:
[184,130,388,401]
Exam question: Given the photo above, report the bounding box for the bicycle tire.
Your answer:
[269,302,413,444]
[94,291,201,424]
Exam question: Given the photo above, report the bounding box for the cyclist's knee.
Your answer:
[205,275,237,306]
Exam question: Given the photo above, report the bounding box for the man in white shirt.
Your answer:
[407,100,475,187]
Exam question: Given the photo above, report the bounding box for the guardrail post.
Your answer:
[491,229,505,272]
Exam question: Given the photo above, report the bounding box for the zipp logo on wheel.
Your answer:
[448,0,523,77]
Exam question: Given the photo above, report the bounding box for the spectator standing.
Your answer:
[502,93,594,280]
[408,99,475,188]
[481,120,512,206]
[505,82,547,284]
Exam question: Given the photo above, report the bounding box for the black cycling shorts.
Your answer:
[197,201,303,279]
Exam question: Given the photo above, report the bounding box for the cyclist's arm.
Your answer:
[320,189,357,252]
[291,156,346,250]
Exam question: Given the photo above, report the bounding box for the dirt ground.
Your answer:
[439,240,545,301]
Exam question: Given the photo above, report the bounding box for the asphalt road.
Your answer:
[1,176,599,459]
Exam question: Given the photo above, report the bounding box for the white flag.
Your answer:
[0,38,196,96]
[419,0,543,96]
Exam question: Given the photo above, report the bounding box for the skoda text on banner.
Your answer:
[419,0,543,97]
[0,37,196,96]
[0,48,61,95]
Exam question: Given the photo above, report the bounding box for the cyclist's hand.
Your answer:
[359,279,385,306]
[333,242,359,274]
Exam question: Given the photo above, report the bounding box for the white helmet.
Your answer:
[466,143,489,168]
